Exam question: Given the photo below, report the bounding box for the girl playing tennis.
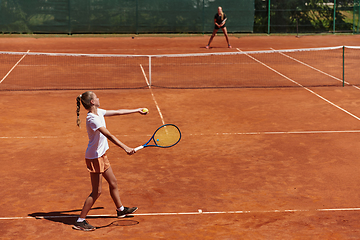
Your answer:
[73,91,147,231]
[206,6,232,49]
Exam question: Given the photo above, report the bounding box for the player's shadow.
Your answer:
[202,46,229,49]
[28,207,139,229]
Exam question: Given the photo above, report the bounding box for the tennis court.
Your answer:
[1,34,360,239]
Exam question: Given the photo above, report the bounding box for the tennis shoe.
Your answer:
[72,220,96,231]
[117,207,138,218]
[228,45,232,48]
[205,45,209,49]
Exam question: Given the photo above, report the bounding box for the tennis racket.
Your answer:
[221,18,227,25]
[134,124,181,152]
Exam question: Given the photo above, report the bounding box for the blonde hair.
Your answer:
[76,91,94,127]
[218,7,224,20]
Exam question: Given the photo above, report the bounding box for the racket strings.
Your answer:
[154,125,181,147]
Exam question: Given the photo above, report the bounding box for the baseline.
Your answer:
[2,207,360,220]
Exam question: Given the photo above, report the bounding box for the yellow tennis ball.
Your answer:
[142,108,149,113]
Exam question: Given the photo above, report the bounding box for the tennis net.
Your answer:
[0,46,359,91]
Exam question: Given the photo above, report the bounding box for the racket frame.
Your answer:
[134,124,181,152]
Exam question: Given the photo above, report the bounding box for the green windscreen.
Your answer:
[0,0,255,34]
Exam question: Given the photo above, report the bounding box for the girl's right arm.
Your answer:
[98,126,135,155]
[214,19,220,28]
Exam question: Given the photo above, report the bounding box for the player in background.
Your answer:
[206,6,232,49]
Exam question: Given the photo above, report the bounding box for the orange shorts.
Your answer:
[85,153,111,173]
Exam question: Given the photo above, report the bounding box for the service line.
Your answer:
[270,47,360,90]
[140,64,165,125]
[236,48,360,122]
[0,50,30,84]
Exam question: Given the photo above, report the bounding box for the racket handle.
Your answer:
[134,146,144,152]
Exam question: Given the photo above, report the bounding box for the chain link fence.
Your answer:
[0,0,359,34]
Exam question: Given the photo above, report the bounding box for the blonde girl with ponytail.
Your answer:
[206,6,232,49]
[73,91,148,231]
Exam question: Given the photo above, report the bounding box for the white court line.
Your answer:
[236,48,360,122]
[188,129,360,136]
[1,130,360,139]
[0,50,30,84]
[0,136,60,139]
[140,64,166,125]
[2,207,360,220]
[140,63,151,87]
[270,47,360,91]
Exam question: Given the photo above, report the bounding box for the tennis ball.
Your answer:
[142,108,149,113]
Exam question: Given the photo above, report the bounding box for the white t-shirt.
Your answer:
[85,108,109,159]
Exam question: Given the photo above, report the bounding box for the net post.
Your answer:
[333,0,337,34]
[202,0,205,34]
[343,46,345,87]
[149,56,152,87]
[267,0,271,35]
[68,0,72,35]
[136,0,139,35]
[353,3,356,33]
[358,1,360,33]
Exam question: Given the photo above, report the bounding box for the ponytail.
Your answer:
[218,6,224,20]
[75,91,94,127]
[76,95,82,127]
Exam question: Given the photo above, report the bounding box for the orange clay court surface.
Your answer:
[1,34,360,239]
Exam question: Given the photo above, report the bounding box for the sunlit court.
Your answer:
[1,34,360,239]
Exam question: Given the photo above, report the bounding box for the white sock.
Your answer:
[77,218,86,222]
[117,206,124,211]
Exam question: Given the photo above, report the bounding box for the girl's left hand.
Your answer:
[139,108,149,115]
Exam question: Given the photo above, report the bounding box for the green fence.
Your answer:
[354,0,360,32]
[255,0,360,34]
[0,0,254,34]
[0,0,359,34]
